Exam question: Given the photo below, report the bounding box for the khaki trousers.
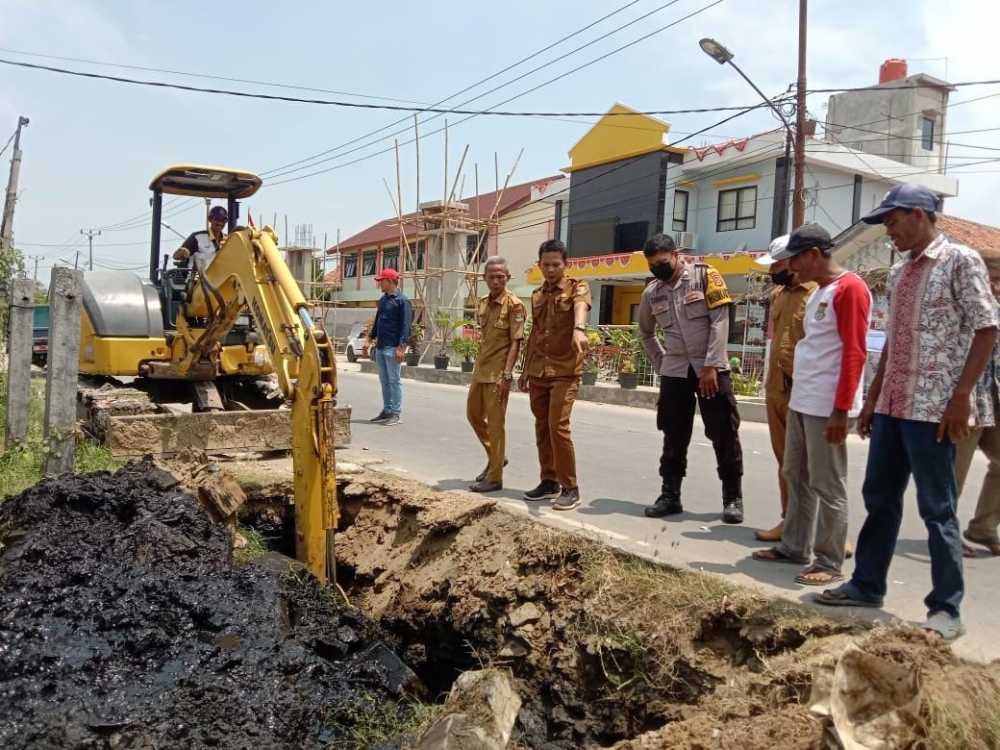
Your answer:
[765,390,791,515]
[466,382,510,483]
[955,425,1000,541]
[528,377,579,489]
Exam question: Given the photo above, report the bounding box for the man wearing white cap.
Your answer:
[757,235,816,542]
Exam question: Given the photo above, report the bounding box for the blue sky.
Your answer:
[2,0,998,281]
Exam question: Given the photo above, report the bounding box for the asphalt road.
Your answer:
[336,365,996,661]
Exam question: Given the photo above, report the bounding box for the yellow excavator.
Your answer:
[76,165,337,580]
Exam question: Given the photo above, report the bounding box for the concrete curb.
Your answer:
[357,359,767,423]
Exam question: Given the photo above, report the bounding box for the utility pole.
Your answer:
[1,116,30,252]
[81,228,101,271]
[32,254,39,282]
[792,0,808,229]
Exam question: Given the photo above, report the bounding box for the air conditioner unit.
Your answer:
[673,231,697,250]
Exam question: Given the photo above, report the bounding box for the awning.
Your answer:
[525,250,769,285]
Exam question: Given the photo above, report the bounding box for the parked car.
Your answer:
[344,322,370,363]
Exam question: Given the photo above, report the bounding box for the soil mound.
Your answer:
[0,462,403,750]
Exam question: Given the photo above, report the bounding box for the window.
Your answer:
[415,240,426,270]
[362,250,377,276]
[382,245,399,271]
[466,232,486,264]
[921,116,935,150]
[672,190,689,232]
[717,186,757,232]
[614,221,649,251]
[342,253,358,278]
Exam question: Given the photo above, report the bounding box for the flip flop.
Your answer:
[815,583,883,608]
[752,547,805,564]
[795,567,844,587]
[963,530,1000,556]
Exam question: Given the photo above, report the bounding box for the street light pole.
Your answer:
[81,228,101,271]
[793,0,808,229]
[699,22,808,231]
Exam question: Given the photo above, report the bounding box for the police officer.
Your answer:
[637,233,744,523]
[466,256,526,493]
[173,205,228,270]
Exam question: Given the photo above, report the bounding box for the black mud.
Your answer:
[0,462,407,750]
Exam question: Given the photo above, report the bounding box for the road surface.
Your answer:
[335,365,996,661]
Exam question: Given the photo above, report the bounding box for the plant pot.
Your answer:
[433,354,450,370]
[405,352,419,367]
[461,360,474,373]
[619,372,638,389]
[581,371,598,386]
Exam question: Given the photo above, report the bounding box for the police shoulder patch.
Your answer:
[704,268,732,309]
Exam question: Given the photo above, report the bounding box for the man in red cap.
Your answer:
[368,267,412,426]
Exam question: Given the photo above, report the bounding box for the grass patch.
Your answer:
[1,376,123,499]
[327,694,442,749]
[233,526,268,566]
[921,665,1000,750]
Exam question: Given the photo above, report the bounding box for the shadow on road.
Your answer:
[679,524,768,549]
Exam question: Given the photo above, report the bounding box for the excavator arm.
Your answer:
[162,227,339,580]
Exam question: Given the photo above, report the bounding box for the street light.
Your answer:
[698,36,805,230]
[699,38,733,65]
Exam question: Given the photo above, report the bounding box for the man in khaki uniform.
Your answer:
[518,239,592,511]
[757,235,816,542]
[467,256,526,493]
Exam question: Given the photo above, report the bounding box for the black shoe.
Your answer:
[523,480,560,501]
[469,480,502,493]
[722,478,743,524]
[475,459,509,483]
[370,411,389,423]
[553,487,581,511]
[645,477,683,518]
[644,493,683,518]
[723,500,744,524]
[382,414,401,427]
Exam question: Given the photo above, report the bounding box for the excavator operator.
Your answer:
[173,205,228,270]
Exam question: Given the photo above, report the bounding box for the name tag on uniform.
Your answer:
[651,299,670,314]
[684,291,705,304]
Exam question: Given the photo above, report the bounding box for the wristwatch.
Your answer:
[500,371,513,381]
[574,325,587,332]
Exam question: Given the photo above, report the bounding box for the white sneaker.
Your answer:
[921,611,965,641]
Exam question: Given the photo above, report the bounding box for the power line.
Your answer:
[265,0,732,187]
[1,52,777,118]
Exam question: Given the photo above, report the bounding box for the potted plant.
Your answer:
[451,335,479,373]
[618,355,639,389]
[432,311,464,370]
[581,328,603,385]
[405,322,424,366]
[582,357,599,386]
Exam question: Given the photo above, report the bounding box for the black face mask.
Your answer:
[770,269,793,287]
[649,261,674,281]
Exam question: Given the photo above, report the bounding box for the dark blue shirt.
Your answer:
[371,290,412,348]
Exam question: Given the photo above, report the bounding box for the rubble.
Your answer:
[416,669,521,750]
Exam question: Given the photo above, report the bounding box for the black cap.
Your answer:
[772,222,833,260]
[862,183,939,224]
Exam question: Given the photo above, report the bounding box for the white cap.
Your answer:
[756,234,789,266]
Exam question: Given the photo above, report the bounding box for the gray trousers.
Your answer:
[777,409,850,572]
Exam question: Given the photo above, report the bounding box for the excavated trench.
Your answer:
[241,470,880,749]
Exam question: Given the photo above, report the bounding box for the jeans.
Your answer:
[851,415,964,617]
[375,346,402,415]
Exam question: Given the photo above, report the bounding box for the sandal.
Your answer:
[795,567,844,587]
[963,529,1000,556]
[961,542,978,559]
[752,547,805,564]
[815,583,883,608]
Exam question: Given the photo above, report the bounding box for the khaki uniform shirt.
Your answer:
[764,282,816,397]
[472,289,526,384]
[523,277,592,379]
[638,262,731,378]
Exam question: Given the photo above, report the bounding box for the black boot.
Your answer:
[722,478,744,524]
[645,477,683,518]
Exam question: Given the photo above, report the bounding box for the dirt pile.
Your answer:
[0,462,414,750]
[325,471,1000,750]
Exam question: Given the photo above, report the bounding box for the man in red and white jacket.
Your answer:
[754,223,871,586]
